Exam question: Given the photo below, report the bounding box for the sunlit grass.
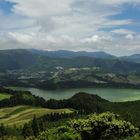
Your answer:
[0,105,73,126]
[0,93,11,101]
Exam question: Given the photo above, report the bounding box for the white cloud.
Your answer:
[98,0,140,5]
[0,0,139,55]
[111,29,135,35]
[4,0,135,35]
[82,35,112,43]
[0,32,140,56]
[8,32,35,43]
[125,34,134,40]
[8,0,72,17]
[0,8,35,31]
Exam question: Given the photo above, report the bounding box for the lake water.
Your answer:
[9,87,140,102]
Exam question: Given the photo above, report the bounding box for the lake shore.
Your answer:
[8,86,140,102]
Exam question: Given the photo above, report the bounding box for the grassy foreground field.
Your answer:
[0,105,73,126]
[0,93,11,101]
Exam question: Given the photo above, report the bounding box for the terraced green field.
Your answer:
[0,105,73,126]
[0,93,11,101]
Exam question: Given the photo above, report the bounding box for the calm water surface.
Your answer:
[9,87,140,102]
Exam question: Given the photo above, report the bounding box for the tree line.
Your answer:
[22,111,79,138]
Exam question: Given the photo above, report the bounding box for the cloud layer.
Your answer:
[0,0,140,55]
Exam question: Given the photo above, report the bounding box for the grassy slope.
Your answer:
[126,137,140,140]
[0,93,11,101]
[0,105,73,126]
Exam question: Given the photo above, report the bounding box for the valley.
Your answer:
[1,67,140,90]
[0,49,140,90]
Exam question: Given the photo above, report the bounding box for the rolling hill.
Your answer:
[0,49,38,71]
[0,105,73,126]
[121,54,140,63]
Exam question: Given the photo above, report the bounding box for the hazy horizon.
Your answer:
[1,47,140,57]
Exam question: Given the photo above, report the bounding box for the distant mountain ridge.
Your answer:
[29,49,140,64]
[29,49,116,59]
[29,49,140,63]
[0,49,140,73]
[120,54,140,63]
[0,49,38,71]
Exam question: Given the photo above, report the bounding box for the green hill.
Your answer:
[0,105,73,126]
[0,93,11,101]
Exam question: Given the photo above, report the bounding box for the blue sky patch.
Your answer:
[0,1,14,15]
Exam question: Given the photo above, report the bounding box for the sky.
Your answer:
[0,0,140,56]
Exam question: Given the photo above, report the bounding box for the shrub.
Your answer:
[70,112,139,140]
[37,112,139,140]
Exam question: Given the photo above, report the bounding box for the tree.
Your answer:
[32,115,40,137]
[71,112,139,140]
[0,123,7,137]
[37,112,139,140]
[22,123,34,138]
[37,126,81,140]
